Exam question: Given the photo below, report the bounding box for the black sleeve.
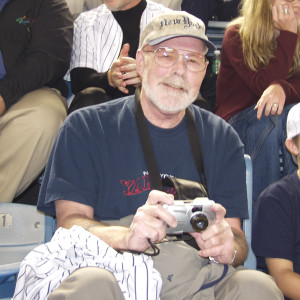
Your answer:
[0,0,73,109]
[70,67,114,95]
[70,67,132,99]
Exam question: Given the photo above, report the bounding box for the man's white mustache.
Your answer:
[160,78,188,92]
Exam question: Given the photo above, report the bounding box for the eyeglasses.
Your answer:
[143,47,208,72]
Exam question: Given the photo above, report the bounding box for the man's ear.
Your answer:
[135,49,144,77]
[285,138,299,156]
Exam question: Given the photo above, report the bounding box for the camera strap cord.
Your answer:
[134,87,208,192]
[131,88,208,256]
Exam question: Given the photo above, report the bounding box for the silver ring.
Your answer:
[284,7,289,14]
[273,103,279,108]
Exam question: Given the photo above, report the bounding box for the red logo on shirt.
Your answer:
[120,174,176,196]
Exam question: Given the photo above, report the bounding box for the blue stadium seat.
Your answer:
[206,20,228,51]
[243,154,257,269]
[0,203,56,299]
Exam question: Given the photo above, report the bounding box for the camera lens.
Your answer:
[190,213,209,232]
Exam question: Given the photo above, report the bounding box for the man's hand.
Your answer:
[107,43,142,94]
[272,1,298,34]
[55,193,176,254]
[126,190,177,252]
[190,203,236,265]
[0,95,6,116]
[254,84,286,120]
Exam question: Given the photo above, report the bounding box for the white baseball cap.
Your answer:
[287,103,300,139]
[139,11,216,50]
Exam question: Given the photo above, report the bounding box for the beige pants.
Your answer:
[0,87,67,202]
[48,240,283,300]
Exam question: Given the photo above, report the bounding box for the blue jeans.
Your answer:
[228,104,297,207]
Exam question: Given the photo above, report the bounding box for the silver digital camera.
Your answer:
[163,197,216,234]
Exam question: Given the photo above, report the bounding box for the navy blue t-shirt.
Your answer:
[38,96,248,221]
[252,171,300,275]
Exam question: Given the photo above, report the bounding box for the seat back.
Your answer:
[0,203,55,299]
[206,20,228,51]
[243,154,257,269]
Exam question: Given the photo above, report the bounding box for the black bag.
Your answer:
[162,177,208,200]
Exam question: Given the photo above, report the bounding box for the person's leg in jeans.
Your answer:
[229,105,297,208]
[181,0,214,29]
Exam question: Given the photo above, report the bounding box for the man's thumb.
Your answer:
[119,43,130,57]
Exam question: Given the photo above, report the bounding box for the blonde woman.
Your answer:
[215,0,300,205]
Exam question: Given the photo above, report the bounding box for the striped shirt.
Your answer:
[13,225,162,300]
[65,0,171,80]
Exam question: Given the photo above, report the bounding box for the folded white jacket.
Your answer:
[13,225,162,300]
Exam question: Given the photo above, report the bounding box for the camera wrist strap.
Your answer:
[134,88,208,192]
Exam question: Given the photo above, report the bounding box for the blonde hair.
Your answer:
[229,0,300,76]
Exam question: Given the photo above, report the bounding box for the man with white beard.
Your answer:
[36,11,283,300]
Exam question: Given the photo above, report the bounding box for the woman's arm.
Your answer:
[222,27,298,98]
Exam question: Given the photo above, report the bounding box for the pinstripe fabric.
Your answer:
[13,226,162,300]
[65,1,171,80]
